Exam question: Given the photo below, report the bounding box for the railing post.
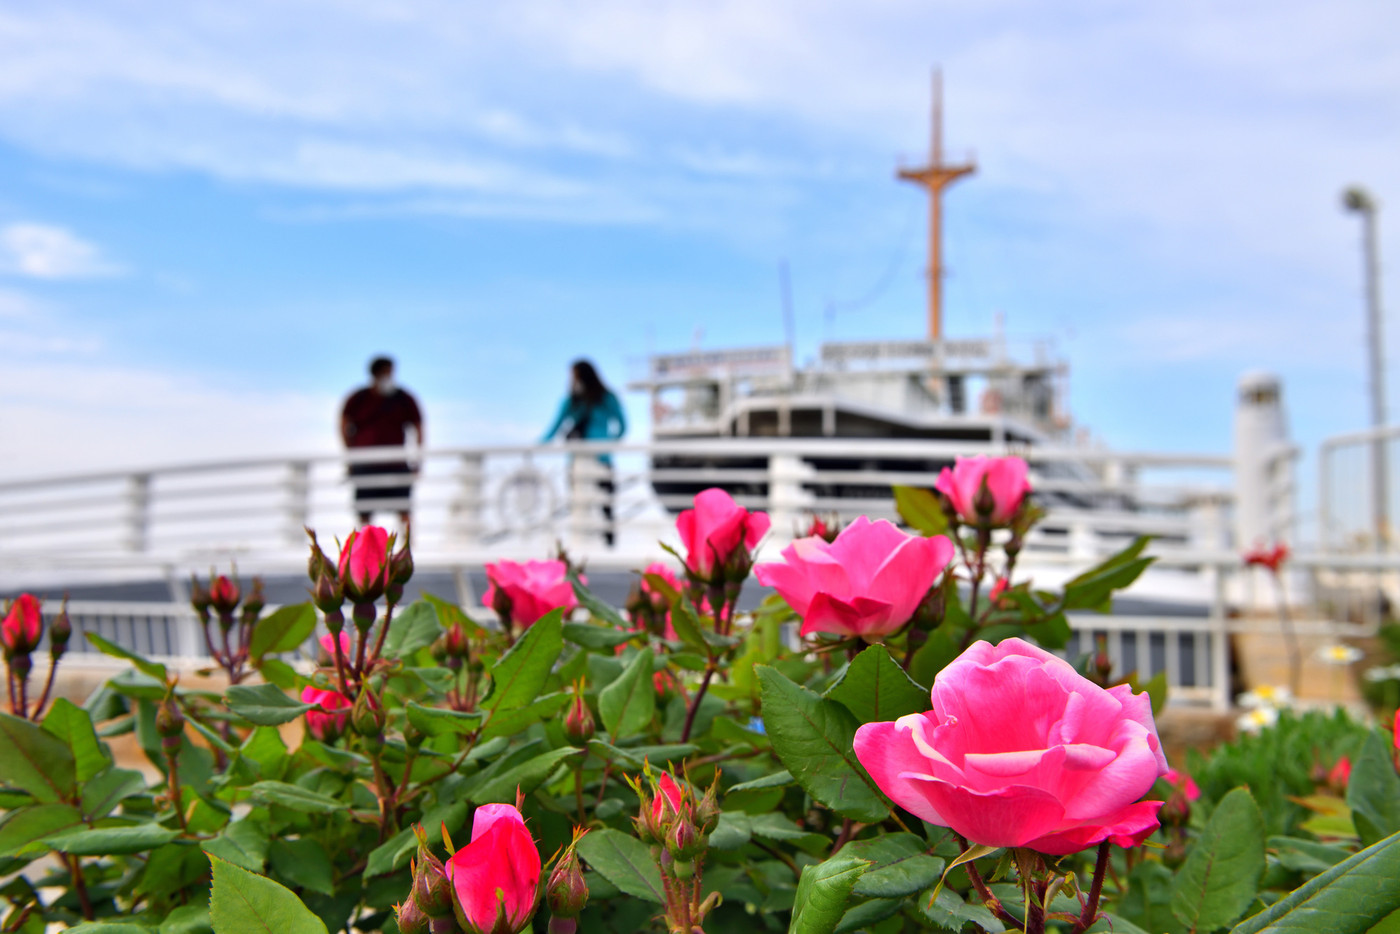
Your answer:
[284,461,310,547]
[767,454,815,537]
[1210,565,1231,712]
[568,455,609,549]
[123,473,151,552]
[1068,519,1095,563]
[450,453,485,545]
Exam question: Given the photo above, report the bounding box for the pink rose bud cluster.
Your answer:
[854,637,1169,855]
[676,488,770,587]
[301,685,353,743]
[934,455,1033,528]
[444,804,542,934]
[2,593,68,720]
[756,516,953,641]
[627,561,680,638]
[189,570,266,683]
[804,514,840,543]
[485,559,578,634]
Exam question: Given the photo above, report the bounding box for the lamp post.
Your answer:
[1343,186,1387,550]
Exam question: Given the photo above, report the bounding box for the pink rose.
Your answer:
[934,456,1032,527]
[640,561,680,610]
[301,685,352,742]
[485,559,577,628]
[1162,768,1201,801]
[208,576,241,614]
[1327,756,1352,791]
[445,803,541,934]
[339,525,391,599]
[755,517,953,639]
[1243,542,1289,574]
[676,488,771,582]
[854,637,1168,855]
[1,594,42,655]
[319,632,352,658]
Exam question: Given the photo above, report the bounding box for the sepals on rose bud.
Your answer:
[156,693,185,755]
[1,594,43,657]
[391,528,415,588]
[188,576,212,622]
[49,600,72,659]
[665,813,704,861]
[351,688,385,738]
[563,688,595,745]
[395,897,430,934]
[546,830,589,919]
[208,575,241,618]
[338,525,392,603]
[410,827,455,919]
[312,572,345,614]
[241,577,266,625]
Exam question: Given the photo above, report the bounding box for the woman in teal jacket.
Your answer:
[543,359,626,543]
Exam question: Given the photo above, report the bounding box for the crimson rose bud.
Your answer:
[1,594,43,656]
[563,693,595,745]
[446,804,542,934]
[208,576,240,615]
[338,525,391,602]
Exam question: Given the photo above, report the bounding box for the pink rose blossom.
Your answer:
[854,637,1168,855]
[339,525,391,597]
[319,632,352,658]
[1,594,42,655]
[445,803,541,934]
[676,488,770,582]
[485,559,578,628]
[301,685,352,742]
[755,517,953,639]
[1162,768,1201,801]
[934,456,1032,527]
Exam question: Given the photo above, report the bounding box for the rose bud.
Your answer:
[351,689,385,738]
[49,601,72,659]
[188,576,212,622]
[391,533,415,588]
[208,575,241,617]
[675,488,770,587]
[240,577,266,624]
[306,528,332,582]
[445,622,471,661]
[651,772,685,835]
[301,686,352,743]
[1,594,43,657]
[411,851,454,920]
[445,804,542,934]
[632,786,660,844]
[395,897,429,934]
[666,814,704,863]
[312,572,345,614]
[563,692,595,746]
[156,696,185,755]
[339,526,392,603]
[545,838,589,919]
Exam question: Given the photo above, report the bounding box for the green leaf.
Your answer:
[248,603,317,661]
[907,626,963,688]
[1062,536,1155,612]
[825,645,929,723]
[756,666,891,822]
[226,684,314,726]
[0,711,76,802]
[257,657,301,692]
[571,579,632,630]
[81,768,147,820]
[843,833,945,898]
[0,803,83,858]
[269,838,335,896]
[381,600,443,660]
[893,485,948,537]
[586,741,698,771]
[159,904,212,934]
[563,622,635,649]
[1172,786,1266,932]
[1230,829,1400,934]
[599,648,657,740]
[204,819,270,872]
[364,799,467,878]
[86,631,168,681]
[479,691,572,741]
[460,746,582,804]
[247,781,343,814]
[207,851,329,934]
[66,925,153,934]
[789,854,870,934]
[1347,732,1400,847]
[42,698,110,782]
[405,703,483,738]
[45,822,181,855]
[577,827,664,904]
[482,610,563,715]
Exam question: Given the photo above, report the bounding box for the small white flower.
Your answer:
[1363,664,1400,683]
[1236,706,1279,734]
[1237,684,1293,709]
[1316,644,1363,666]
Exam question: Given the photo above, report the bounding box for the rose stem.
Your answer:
[1071,841,1112,934]
[957,836,1018,928]
[680,661,717,743]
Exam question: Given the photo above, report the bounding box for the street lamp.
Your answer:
[1343,185,1387,549]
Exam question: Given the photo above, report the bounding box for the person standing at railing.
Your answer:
[542,359,626,545]
[340,356,424,526]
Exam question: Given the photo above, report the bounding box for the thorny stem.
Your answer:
[6,670,16,717]
[166,752,188,832]
[1071,841,1112,934]
[17,677,27,723]
[680,662,717,743]
[960,529,991,651]
[371,599,398,666]
[332,635,351,697]
[33,657,58,720]
[957,836,1019,929]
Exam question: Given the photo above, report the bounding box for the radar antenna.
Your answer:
[897,69,975,341]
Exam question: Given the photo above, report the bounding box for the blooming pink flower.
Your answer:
[339,526,391,597]
[934,456,1032,527]
[445,803,541,934]
[1,594,42,655]
[1162,768,1201,801]
[675,488,771,582]
[319,632,352,658]
[854,637,1168,855]
[485,559,577,628]
[1244,542,1289,574]
[755,517,952,640]
[301,685,352,742]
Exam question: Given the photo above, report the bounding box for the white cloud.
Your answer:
[0,223,122,279]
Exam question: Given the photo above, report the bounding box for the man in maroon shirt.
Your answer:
[340,356,424,525]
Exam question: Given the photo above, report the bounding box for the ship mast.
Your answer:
[897,70,975,342]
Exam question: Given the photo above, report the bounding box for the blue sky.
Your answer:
[1,0,1397,520]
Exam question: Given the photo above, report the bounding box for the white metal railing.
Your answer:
[1319,423,1400,553]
